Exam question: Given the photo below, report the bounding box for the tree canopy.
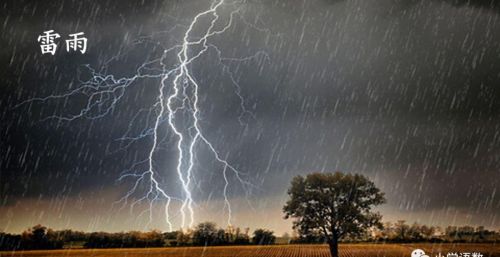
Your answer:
[283,172,386,257]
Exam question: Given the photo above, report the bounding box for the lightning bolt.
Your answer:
[18,0,269,231]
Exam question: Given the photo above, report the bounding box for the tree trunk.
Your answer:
[328,239,338,257]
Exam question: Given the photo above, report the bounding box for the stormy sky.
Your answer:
[1,0,500,234]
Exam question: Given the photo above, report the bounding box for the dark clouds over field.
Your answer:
[1,0,499,232]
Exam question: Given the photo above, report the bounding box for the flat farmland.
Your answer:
[1,244,499,257]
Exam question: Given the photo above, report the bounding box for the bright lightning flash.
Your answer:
[17,0,268,231]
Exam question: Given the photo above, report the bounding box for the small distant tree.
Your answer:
[16,225,64,250]
[233,227,250,245]
[252,229,276,245]
[408,223,424,241]
[143,230,165,247]
[192,222,218,246]
[283,172,385,257]
[163,231,178,240]
[420,225,435,240]
[176,229,191,246]
[394,220,410,241]
[214,229,226,245]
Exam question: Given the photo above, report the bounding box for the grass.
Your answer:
[1,243,499,257]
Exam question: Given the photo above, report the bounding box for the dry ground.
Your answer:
[1,243,499,257]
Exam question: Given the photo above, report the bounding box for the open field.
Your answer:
[1,244,499,257]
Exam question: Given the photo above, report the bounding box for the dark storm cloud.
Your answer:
[0,0,179,201]
[442,0,500,11]
[200,0,500,212]
[1,0,500,229]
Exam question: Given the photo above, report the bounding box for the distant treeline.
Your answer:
[291,220,500,244]
[0,225,64,250]
[0,222,276,250]
[373,221,500,243]
[2,221,499,250]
